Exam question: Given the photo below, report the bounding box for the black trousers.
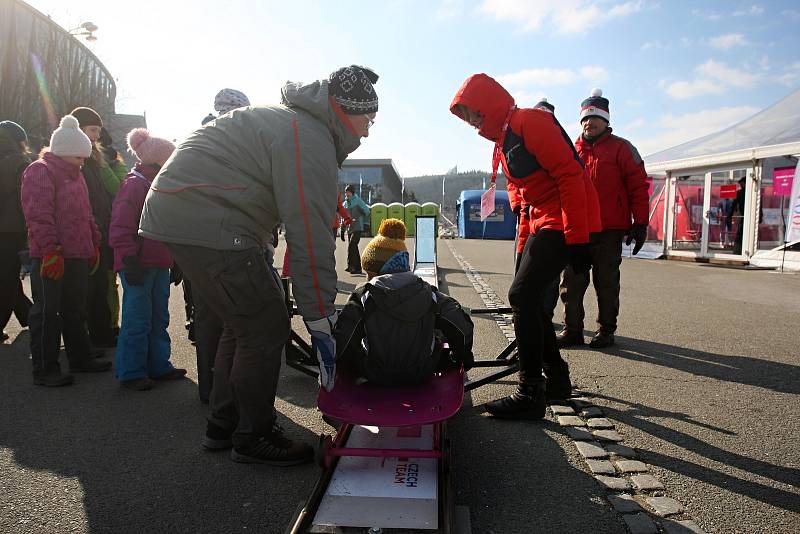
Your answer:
[347,231,362,272]
[193,292,223,403]
[29,258,93,375]
[86,244,115,345]
[508,229,569,386]
[560,230,624,335]
[168,244,289,444]
[0,233,31,330]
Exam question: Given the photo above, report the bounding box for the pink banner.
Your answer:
[480,185,496,221]
[774,167,794,196]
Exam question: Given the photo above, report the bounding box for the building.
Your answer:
[339,158,403,204]
[644,88,800,270]
[0,0,144,151]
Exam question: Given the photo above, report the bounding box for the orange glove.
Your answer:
[40,246,64,280]
[89,245,101,275]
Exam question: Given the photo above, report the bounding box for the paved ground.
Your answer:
[1,236,798,534]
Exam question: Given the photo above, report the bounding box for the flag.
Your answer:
[786,160,800,242]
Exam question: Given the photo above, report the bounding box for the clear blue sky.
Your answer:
[28,0,800,176]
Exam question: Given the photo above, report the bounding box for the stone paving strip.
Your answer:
[445,240,707,534]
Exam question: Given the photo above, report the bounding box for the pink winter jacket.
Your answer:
[21,152,101,259]
[109,163,172,272]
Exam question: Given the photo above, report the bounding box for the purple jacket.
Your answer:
[21,152,101,259]
[109,163,172,271]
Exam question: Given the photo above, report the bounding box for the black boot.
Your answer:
[485,381,546,420]
[544,362,573,401]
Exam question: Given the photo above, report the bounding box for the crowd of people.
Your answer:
[1,65,648,467]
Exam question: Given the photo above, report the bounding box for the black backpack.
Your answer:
[352,277,440,386]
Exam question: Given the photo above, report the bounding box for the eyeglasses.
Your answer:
[364,115,375,129]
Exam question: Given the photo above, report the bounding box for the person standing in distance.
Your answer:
[343,183,371,275]
[557,89,650,349]
[139,65,379,465]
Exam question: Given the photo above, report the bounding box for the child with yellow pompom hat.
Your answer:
[334,219,474,386]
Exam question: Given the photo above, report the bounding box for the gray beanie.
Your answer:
[50,115,92,158]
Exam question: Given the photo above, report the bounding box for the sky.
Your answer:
[26,0,800,177]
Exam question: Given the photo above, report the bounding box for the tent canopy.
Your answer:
[646,88,800,173]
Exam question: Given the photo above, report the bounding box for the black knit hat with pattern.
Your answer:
[328,65,379,115]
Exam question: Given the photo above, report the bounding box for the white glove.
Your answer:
[304,313,338,391]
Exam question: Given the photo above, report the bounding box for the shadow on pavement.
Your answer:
[590,392,800,513]
[0,330,319,534]
[598,335,800,395]
[451,407,626,533]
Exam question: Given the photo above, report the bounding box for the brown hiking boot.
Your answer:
[589,331,615,349]
[556,329,585,348]
[230,424,313,466]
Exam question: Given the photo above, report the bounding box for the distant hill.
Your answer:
[402,170,507,225]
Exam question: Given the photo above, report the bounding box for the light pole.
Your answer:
[68,22,98,41]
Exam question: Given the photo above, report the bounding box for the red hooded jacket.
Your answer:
[575,128,649,231]
[450,74,599,245]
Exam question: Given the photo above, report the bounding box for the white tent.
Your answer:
[644,89,800,271]
[646,89,800,173]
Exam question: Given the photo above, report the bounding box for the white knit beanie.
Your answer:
[50,115,92,158]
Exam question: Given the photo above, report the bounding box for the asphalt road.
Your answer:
[1,236,798,534]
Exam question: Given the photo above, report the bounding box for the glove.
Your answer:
[625,224,648,256]
[89,245,102,275]
[566,243,592,274]
[305,313,338,391]
[40,247,64,280]
[169,262,183,286]
[122,255,146,286]
[343,216,353,226]
[512,204,521,218]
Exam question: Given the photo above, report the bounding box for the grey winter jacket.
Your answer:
[139,80,362,320]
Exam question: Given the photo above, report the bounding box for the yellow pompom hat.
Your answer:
[361,218,409,274]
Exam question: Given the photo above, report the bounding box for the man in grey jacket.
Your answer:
[139,65,379,466]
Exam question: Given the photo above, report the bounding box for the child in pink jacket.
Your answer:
[109,129,185,391]
[21,115,112,387]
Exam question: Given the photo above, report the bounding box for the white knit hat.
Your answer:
[50,115,92,158]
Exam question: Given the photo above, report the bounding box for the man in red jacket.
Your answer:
[557,89,649,349]
[451,74,600,419]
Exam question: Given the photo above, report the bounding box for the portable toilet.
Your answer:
[421,202,439,235]
[387,202,405,225]
[457,190,515,239]
[404,202,421,237]
[370,203,387,237]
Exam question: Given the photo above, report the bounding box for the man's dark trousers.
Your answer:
[29,258,93,376]
[560,230,625,335]
[168,244,289,444]
[347,231,362,272]
[508,229,570,385]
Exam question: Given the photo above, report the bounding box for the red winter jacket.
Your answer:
[575,129,649,231]
[21,152,101,259]
[450,74,599,245]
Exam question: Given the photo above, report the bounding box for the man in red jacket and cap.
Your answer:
[451,74,600,419]
[557,89,650,349]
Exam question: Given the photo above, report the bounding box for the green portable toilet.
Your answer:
[387,202,405,226]
[421,202,439,235]
[404,202,421,237]
[370,203,387,237]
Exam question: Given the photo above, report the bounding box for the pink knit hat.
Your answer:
[126,128,175,166]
